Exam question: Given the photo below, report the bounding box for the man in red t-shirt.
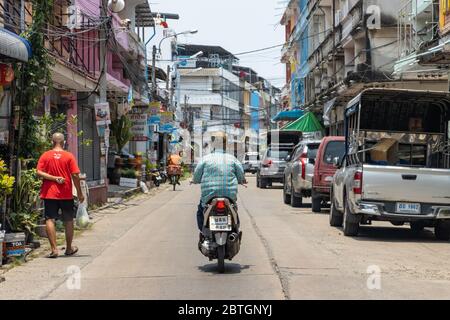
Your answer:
[37,132,85,258]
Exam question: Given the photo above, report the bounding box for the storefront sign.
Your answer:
[129,114,148,141]
[160,111,173,124]
[148,115,161,125]
[94,102,111,125]
[0,64,14,85]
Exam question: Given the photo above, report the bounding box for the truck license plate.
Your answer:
[209,216,232,231]
[396,203,421,214]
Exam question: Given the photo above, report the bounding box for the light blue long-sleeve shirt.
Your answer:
[193,150,245,206]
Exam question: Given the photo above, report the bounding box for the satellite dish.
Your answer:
[108,0,125,13]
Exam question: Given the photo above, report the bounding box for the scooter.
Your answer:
[198,197,242,273]
[150,168,162,187]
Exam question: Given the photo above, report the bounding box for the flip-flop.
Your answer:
[46,252,58,259]
[64,246,78,256]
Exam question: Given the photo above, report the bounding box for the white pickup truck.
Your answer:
[330,89,450,239]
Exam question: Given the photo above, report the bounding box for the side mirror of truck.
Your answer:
[333,157,341,168]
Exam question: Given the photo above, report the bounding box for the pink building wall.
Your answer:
[75,0,130,91]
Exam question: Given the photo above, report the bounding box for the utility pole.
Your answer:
[99,0,108,103]
[99,0,108,188]
[151,45,157,100]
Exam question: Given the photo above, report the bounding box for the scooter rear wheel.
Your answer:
[217,245,225,273]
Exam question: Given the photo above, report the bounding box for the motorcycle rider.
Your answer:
[192,132,246,238]
[167,151,183,185]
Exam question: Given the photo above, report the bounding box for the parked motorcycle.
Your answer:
[198,197,242,273]
[150,168,162,187]
[159,166,168,184]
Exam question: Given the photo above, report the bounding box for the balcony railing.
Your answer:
[0,0,100,80]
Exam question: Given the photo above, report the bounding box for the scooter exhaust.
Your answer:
[228,233,238,242]
[226,232,241,260]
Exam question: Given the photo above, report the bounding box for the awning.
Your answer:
[271,109,304,122]
[281,112,323,133]
[0,28,32,62]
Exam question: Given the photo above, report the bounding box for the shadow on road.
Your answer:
[198,263,252,274]
[340,225,450,244]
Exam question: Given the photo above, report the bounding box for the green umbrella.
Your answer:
[281,112,323,132]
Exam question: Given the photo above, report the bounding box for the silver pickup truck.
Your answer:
[330,89,450,239]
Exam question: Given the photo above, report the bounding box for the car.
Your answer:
[242,152,260,174]
[311,136,345,213]
[257,146,292,188]
[283,140,321,207]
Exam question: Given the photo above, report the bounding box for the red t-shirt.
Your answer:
[37,150,81,200]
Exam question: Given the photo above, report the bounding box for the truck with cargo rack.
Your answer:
[330,89,450,239]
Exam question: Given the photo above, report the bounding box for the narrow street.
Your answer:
[1,175,450,300]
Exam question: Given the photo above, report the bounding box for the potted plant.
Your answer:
[134,152,144,166]
[119,168,139,188]
[9,167,41,244]
[111,115,133,156]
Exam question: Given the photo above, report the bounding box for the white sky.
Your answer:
[149,0,286,88]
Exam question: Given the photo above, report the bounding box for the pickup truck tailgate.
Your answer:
[362,165,450,204]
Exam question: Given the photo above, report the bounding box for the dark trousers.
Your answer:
[197,200,204,231]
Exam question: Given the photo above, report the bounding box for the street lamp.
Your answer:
[158,29,198,54]
[150,30,199,100]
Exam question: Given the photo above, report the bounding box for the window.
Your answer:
[267,149,290,160]
[306,144,320,159]
[291,145,304,161]
[323,141,345,164]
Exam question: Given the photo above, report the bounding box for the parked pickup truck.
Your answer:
[311,136,345,213]
[330,89,450,239]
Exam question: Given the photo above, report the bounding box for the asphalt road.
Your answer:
[2,175,450,299]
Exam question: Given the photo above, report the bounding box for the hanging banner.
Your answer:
[160,111,173,124]
[94,102,111,125]
[129,113,148,141]
[149,101,161,115]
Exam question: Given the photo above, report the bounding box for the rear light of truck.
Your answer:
[262,160,273,167]
[300,152,307,180]
[353,171,363,195]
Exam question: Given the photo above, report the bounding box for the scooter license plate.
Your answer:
[209,215,232,231]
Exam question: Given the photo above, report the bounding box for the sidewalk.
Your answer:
[0,183,173,299]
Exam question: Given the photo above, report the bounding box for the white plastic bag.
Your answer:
[140,181,149,194]
[76,202,90,228]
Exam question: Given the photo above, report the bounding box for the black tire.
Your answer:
[435,221,450,241]
[329,194,343,227]
[260,178,268,189]
[312,196,322,213]
[410,221,425,233]
[155,181,160,187]
[283,180,291,204]
[171,176,176,191]
[256,175,260,188]
[343,196,360,236]
[217,245,225,273]
[290,180,302,208]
